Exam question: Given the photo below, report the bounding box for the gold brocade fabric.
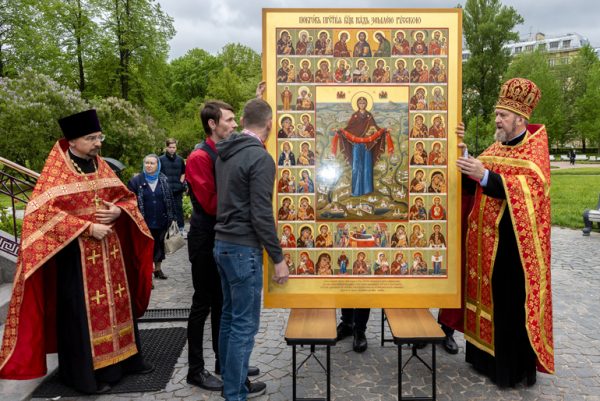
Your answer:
[464,124,554,374]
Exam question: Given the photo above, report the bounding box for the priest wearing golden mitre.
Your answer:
[0,110,155,394]
[444,78,554,387]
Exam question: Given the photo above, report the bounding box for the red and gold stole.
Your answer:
[464,124,554,374]
[0,139,153,378]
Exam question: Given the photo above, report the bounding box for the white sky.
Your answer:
[156,0,600,60]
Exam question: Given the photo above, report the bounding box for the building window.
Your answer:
[525,45,534,52]
[549,58,556,66]
[562,57,570,64]
[514,47,522,54]
[549,41,559,49]
[563,40,571,49]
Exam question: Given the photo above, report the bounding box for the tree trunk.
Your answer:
[0,45,4,77]
[115,0,129,100]
[76,0,85,93]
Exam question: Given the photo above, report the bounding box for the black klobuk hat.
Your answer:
[58,109,102,140]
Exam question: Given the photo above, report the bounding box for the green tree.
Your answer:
[167,97,204,157]
[0,69,88,170]
[0,70,164,174]
[573,63,600,154]
[218,43,262,81]
[462,0,523,136]
[217,43,262,110]
[0,0,51,77]
[167,48,223,112]
[36,0,101,93]
[98,0,174,101]
[205,67,244,112]
[561,45,600,150]
[504,50,566,150]
[90,96,165,179]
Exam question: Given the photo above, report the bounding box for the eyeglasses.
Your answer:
[83,134,106,142]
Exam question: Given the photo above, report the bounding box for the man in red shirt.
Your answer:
[185,84,265,391]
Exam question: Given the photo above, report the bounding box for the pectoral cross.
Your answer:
[114,284,125,298]
[93,194,103,209]
[91,290,106,305]
[87,250,100,264]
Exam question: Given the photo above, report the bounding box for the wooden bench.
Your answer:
[383,309,446,401]
[284,309,337,401]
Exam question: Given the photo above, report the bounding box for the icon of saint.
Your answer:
[331,95,393,196]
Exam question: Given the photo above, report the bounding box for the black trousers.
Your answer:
[173,191,185,230]
[341,308,371,332]
[149,227,167,263]
[187,226,222,374]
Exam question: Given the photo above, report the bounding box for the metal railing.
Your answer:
[0,156,39,257]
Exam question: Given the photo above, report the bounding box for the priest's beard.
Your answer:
[495,118,517,143]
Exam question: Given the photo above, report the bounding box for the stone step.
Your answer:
[0,245,17,285]
[0,283,12,326]
[0,324,59,401]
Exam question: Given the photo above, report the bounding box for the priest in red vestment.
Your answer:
[0,110,154,394]
[444,78,554,387]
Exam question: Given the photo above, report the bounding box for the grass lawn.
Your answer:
[551,168,600,228]
[0,194,27,209]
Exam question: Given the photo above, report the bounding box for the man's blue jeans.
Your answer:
[213,240,263,401]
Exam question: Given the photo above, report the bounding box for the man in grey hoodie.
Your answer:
[214,98,289,400]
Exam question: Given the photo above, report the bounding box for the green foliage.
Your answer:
[182,194,192,220]
[168,48,223,112]
[33,0,101,92]
[218,43,262,82]
[0,70,164,177]
[167,97,204,158]
[0,207,22,237]
[551,172,600,228]
[461,0,523,125]
[0,69,88,170]
[205,67,245,111]
[504,50,567,149]
[463,114,496,155]
[90,96,166,179]
[93,0,175,109]
[572,62,600,151]
[560,45,600,148]
[0,0,51,77]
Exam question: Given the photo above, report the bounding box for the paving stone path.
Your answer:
[24,227,600,400]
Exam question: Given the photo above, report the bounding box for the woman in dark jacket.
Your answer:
[128,154,175,280]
